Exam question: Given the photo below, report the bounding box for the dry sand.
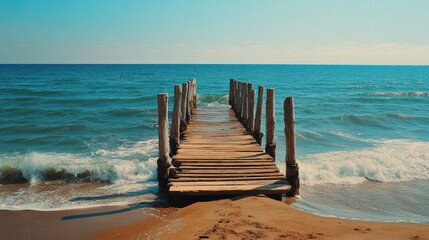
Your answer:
[95,195,428,240]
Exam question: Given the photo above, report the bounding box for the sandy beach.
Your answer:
[94,195,428,240]
[0,194,427,239]
[0,204,173,240]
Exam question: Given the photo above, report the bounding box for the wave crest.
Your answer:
[294,139,429,185]
[0,139,158,184]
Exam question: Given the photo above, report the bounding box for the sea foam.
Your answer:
[286,139,429,185]
[0,139,158,184]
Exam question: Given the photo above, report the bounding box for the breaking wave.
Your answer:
[294,139,429,185]
[197,94,229,108]
[0,139,158,184]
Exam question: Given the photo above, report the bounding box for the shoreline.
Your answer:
[1,195,426,240]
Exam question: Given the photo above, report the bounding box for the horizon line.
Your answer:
[1,63,428,66]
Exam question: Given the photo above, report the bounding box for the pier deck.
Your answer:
[168,106,290,197]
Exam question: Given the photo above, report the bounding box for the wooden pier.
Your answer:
[157,79,299,200]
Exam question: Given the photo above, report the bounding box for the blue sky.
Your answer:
[0,0,428,64]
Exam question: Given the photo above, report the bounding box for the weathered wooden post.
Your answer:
[229,79,233,106]
[180,82,188,133]
[236,82,242,118]
[157,93,170,193]
[230,79,236,110]
[190,78,197,112]
[192,78,197,110]
[233,80,238,111]
[169,85,182,156]
[248,89,255,132]
[242,83,249,126]
[265,88,276,160]
[246,83,253,131]
[284,97,300,196]
[186,80,191,123]
[253,85,264,145]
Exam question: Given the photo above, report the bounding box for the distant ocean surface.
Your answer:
[0,64,428,222]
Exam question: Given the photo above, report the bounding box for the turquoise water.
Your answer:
[0,64,428,222]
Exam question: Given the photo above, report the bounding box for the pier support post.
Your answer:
[242,83,249,126]
[248,89,255,132]
[169,85,182,156]
[193,78,197,110]
[253,85,264,145]
[236,82,242,118]
[229,79,233,106]
[284,97,300,196]
[245,83,255,132]
[157,93,170,193]
[180,82,188,133]
[265,88,276,160]
[233,80,238,112]
[186,81,191,123]
[191,78,197,112]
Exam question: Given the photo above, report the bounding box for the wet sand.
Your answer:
[0,205,173,240]
[95,195,428,240]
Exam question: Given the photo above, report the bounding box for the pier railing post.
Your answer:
[186,81,191,123]
[229,79,233,106]
[253,85,264,145]
[284,97,299,196]
[265,88,276,160]
[233,80,238,111]
[180,82,188,133]
[157,93,170,193]
[169,85,182,156]
[246,83,252,131]
[236,82,242,118]
[248,89,255,132]
[242,83,249,126]
[192,78,197,110]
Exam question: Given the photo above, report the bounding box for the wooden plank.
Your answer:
[179,145,262,149]
[173,157,273,161]
[170,179,288,186]
[177,149,264,153]
[175,173,285,178]
[176,151,267,155]
[178,169,279,174]
[179,141,259,145]
[178,165,278,170]
[169,184,290,196]
[174,159,273,164]
[169,176,285,182]
[178,162,276,166]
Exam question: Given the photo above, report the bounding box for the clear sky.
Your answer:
[1,0,428,64]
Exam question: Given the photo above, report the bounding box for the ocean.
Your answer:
[0,64,428,223]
